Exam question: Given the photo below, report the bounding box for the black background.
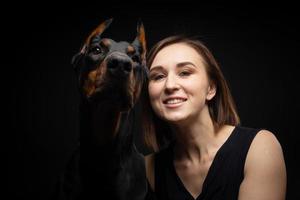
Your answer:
[7,2,299,199]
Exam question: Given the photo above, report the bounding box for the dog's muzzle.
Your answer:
[106,52,132,78]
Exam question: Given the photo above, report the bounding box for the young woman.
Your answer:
[143,35,286,200]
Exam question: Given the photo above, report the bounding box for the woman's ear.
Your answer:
[206,83,216,101]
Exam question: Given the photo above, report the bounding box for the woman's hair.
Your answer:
[142,35,240,152]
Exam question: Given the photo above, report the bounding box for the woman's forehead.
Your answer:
[151,43,204,68]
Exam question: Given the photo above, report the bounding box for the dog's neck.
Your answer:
[79,98,135,153]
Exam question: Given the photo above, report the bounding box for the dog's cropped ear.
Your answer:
[85,18,113,46]
[71,18,113,69]
[132,19,147,65]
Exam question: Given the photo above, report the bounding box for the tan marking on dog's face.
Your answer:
[101,38,111,47]
[83,70,97,97]
[82,62,107,97]
[126,45,136,56]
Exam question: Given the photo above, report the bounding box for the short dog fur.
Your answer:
[56,18,149,200]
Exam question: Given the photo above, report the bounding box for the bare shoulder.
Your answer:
[247,129,284,163]
[239,129,287,199]
[145,153,155,191]
[245,129,285,171]
[253,129,282,147]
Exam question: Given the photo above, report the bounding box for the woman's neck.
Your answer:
[171,107,221,163]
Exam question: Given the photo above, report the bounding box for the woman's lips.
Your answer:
[163,97,187,108]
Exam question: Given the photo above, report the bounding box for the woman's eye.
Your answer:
[150,74,165,81]
[179,71,191,76]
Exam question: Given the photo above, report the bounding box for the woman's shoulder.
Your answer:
[233,126,285,177]
[234,126,280,144]
[239,129,287,198]
[237,126,284,162]
[244,128,286,182]
[246,129,285,164]
[244,128,283,156]
[252,129,282,147]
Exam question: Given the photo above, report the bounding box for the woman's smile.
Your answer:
[163,96,187,108]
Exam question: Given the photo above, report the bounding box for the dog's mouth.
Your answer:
[88,82,134,111]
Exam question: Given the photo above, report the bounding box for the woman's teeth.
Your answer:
[166,98,185,104]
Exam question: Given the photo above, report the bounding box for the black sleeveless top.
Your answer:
[150,126,261,200]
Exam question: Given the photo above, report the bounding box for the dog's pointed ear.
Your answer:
[71,18,113,68]
[132,19,146,64]
[84,18,113,46]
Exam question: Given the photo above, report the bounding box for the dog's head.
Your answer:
[72,18,147,111]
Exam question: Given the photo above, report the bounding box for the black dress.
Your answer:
[151,126,261,200]
[54,126,261,200]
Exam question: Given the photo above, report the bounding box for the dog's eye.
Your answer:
[132,55,140,63]
[90,46,103,55]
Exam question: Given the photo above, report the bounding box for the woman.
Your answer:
[143,35,286,200]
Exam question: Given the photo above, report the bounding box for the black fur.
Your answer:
[54,19,149,200]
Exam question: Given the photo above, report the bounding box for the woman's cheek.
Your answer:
[148,84,159,101]
[148,86,160,112]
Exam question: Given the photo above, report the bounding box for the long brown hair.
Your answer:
[142,35,240,152]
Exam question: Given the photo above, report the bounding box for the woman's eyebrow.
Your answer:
[149,65,164,72]
[150,62,196,72]
[176,62,196,68]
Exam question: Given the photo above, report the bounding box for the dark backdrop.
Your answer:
[7,2,299,199]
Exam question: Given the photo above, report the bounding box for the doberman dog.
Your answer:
[55,19,149,200]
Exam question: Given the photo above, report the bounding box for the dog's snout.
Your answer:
[107,55,132,76]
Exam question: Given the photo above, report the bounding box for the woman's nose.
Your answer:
[164,74,179,94]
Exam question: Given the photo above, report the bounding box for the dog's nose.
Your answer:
[107,56,132,76]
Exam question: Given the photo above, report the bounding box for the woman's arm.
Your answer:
[238,130,287,200]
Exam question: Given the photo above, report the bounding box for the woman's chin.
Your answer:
[163,114,188,124]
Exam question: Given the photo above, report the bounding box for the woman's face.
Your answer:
[148,43,216,124]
